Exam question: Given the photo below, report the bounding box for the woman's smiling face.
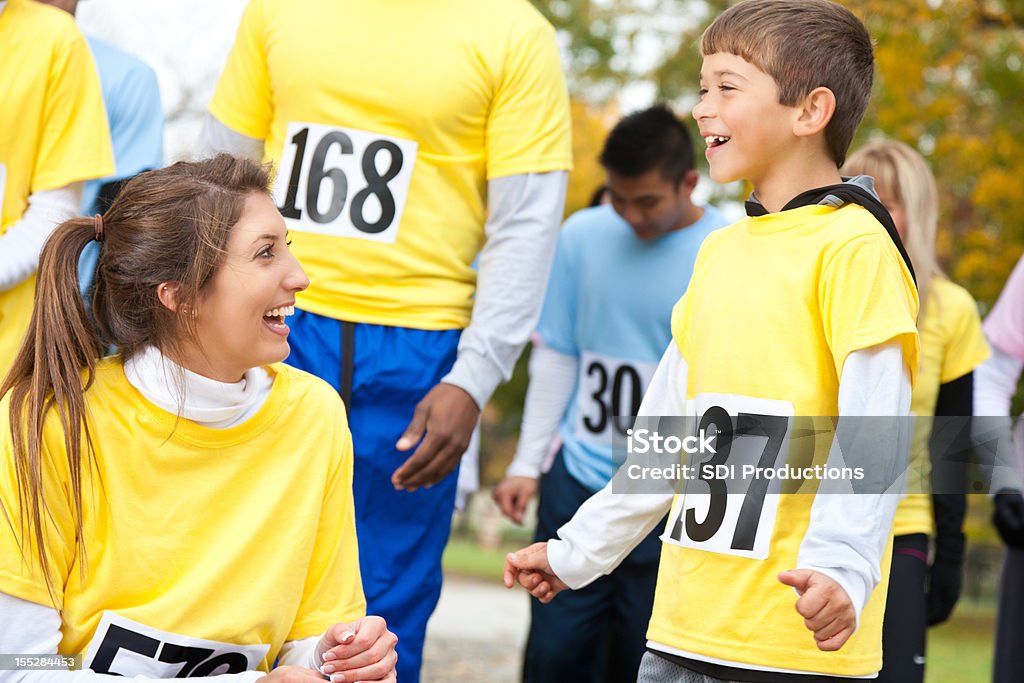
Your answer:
[181,192,310,382]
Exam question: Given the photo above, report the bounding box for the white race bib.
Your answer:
[573,351,657,447]
[662,393,794,560]
[83,612,270,677]
[273,122,417,244]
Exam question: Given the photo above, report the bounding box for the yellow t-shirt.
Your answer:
[894,278,990,536]
[0,0,114,376]
[651,204,920,676]
[0,360,365,675]
[209,0,572,330]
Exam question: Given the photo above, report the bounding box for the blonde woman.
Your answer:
[844,140,990,683]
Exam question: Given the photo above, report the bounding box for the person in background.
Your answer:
[0,0,113,378]
[843,139,990,683]
[494,104,727,683]
[35,0,165,294]
[972,252,1024,683]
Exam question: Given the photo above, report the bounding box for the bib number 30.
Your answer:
[273,122,417,243]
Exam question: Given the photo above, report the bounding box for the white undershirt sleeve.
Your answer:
[0,594,264,682]
[506,344,578,479]
[973,341,1024,492]
[198,114,264,162]
[546,341,684,588]
[795,342,911,627]
[441,171,568,409]
[0,184,82,291]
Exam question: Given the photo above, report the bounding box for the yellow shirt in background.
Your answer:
[209,0,572,330]
[0,0,114,376]
[894,277,990,536]
[0,361,364,675]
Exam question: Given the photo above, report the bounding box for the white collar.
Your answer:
[123,346,274,429]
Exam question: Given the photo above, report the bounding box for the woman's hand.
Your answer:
[316,615,398,682]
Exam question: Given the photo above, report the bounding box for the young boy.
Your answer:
[503,1,920,681]
[493,104,728,682]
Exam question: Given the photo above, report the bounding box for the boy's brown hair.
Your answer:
[702,0,873,166]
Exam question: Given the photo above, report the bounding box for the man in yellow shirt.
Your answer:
[203,2,572,679]
[0,0,114,377]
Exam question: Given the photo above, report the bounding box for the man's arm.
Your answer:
[198,114,263,162]
[391,171,568,490]
[494,344,578,523]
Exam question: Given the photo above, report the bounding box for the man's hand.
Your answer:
[994,490,1024,548]
[503,541,568,603]
[493,476,539,525]
[778,569,856,651]
[316,616,398,683]
[392,383,480,491]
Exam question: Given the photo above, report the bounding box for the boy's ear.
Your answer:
[793,86,837,138]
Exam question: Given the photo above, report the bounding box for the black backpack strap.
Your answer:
[746,184,917,285]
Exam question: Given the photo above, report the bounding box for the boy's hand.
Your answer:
[493,476,538,525]
[503,542,568,603]
[778,569,856,651]
[259,666,326,682]
[316,616,398,682]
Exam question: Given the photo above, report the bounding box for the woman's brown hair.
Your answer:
[0,154,272,600]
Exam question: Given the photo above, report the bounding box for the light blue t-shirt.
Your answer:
[81,37,164,214]
[537,203,728,492]
[79,37,164,290]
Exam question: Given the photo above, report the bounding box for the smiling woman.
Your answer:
[0,155,397,682]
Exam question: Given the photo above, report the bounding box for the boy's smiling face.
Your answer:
[693,52,802,189]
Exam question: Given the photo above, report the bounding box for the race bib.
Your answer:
[662,393,794,560]
[273,122,417,244]
[83,612,269,677]
[573,351,657,446]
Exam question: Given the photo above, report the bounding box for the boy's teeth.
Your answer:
[704,135,729,146]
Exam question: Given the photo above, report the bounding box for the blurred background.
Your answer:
[76,2,1024,680]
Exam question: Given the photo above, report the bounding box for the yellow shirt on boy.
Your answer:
[894,278,989,536]
[209,0,572,330]
[0,0,114,375]
[0,361,364,675]
[650,203,919,676]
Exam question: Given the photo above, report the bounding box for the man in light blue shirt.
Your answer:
[494,104,728,683]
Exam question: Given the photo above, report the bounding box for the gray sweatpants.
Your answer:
[637,652,741,683]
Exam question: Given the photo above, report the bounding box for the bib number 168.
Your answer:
[273,122,417,243]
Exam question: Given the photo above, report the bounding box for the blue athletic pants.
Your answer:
[286,308,462,683]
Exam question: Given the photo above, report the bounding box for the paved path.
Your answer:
[421,573,530,682]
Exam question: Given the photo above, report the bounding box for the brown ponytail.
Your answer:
[1,217,104,602]
[0,154,272,601]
